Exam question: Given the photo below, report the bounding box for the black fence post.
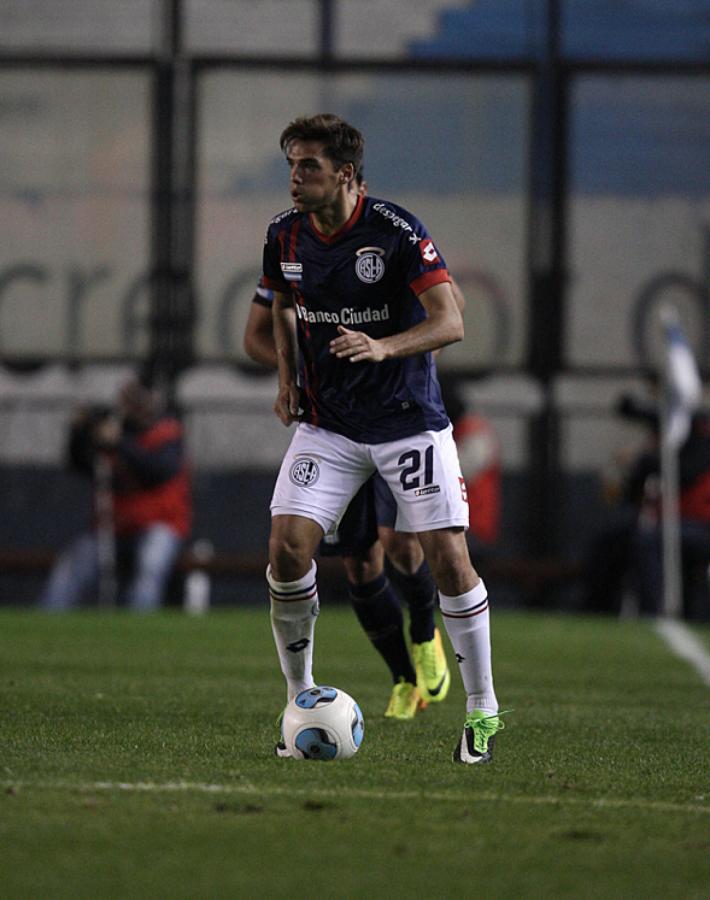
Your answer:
[150,0,195,394]
[526,0,568,571]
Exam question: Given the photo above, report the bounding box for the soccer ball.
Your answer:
[282,686,364,761]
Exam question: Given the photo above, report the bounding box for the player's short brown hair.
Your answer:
[280,113,364,177]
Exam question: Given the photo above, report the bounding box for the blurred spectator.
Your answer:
[583,391,710,617]
[39,375,191,612]
[438,374,502,556]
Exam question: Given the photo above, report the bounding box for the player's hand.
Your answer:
[274,382,300,426]
[330,326,386,363]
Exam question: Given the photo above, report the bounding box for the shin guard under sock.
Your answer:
[439,579,498,714]
[349,572,416,685]
[267,561,320,701]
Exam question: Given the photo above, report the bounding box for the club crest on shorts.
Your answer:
[355,247,385,284]
[289,457,320,486]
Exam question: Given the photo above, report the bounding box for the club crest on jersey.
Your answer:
[355,247,385,284]
[289,457,320,486]
[419,240,440,265]
[281,262,303,283]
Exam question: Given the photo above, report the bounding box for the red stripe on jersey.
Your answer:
[294,292,319,428]
[288,218,301,259]
[262,230,293,292]
[262,221,303,298]
[262,275,290,292]
[303,358,319,428]
[410,268,451,297]
[309,194,365,245]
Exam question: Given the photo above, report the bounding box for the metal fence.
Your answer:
[1,0,709,563]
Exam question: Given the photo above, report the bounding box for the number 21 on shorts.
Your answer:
[398,445,434,491]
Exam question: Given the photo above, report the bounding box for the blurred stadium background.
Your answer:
[1,0,709,610]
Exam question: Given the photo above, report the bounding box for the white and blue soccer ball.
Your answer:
[282,686,364,761]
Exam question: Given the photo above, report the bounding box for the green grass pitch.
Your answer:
[1,607,709,899]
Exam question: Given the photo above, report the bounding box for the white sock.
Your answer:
[267,561,319,701]
[439,579,498,715]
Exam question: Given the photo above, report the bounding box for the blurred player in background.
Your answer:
[38,375,191,612]
[244,172,451,720]
[261,113,503,764]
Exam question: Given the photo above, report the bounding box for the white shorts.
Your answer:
[270,423,469,534]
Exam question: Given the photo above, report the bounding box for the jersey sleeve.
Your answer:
[262,225,291,294]
[253,275,275,308]
[401,222,451,297]
[253,274,294,309]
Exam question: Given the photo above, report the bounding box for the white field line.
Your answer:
[654,617,710,686]
[2,778,708,816]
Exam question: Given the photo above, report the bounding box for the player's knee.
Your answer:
[341,540,383,585]
[381,531,424,575]
[435,568,479,597]
[342,554,382,586]
[268,534,312,582]
[420,530,478,596]
[269,515,323,581]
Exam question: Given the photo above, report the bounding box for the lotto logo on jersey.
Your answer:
[419,240,440,265]
[281,262,303,283]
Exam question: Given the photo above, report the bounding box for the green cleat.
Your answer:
[384,678,425,720]
[412,627,451,704]
[453,709,507,765]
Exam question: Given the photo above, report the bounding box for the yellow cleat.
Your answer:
[412,627,451,704]
[384,678,426,720]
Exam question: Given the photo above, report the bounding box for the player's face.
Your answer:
[285,139,347,213]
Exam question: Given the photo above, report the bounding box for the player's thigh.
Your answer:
[372,471,399,531]
[371,425,469,533]
[320,476,378,559]
[271,424,373,534]
[372,472,424,572]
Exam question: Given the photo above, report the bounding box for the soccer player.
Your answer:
[245,266,450,720]
[262,114,502,764]
[247,173,450,721]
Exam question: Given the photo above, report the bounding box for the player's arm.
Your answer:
[449,276,466,315]
[272,291,301,426]
[243,298,277,369]
[433,275,466,360]
[330,279,463,363]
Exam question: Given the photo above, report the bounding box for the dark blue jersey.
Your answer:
[262,194,451,443]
